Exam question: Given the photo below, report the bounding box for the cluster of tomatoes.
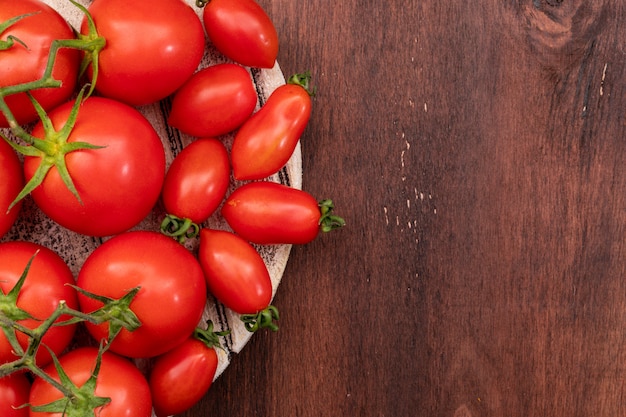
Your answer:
[0,0,344,416]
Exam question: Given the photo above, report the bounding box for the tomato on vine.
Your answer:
[0,138,23,239]
[0,373,30,417]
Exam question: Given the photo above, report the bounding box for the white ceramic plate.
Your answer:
[1,0,301,387]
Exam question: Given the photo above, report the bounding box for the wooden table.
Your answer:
[185,1,626,416]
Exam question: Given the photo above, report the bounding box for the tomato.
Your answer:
[161,138,230,224]
[201,0,279,68]
[222,181,344,244]
[0,0,79,127]
[29,347,152,417]
[198,228,272,314]
[0,373,30,417]
[231,74,312,180]
[77,231,207,358]
[149,326,223,417]
[82,0,205,106]
[167,63,257,137]
[0,139,23,239]
[25,96,165,237]
[0,241,78,367]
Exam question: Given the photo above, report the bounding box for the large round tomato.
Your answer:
[202,0,278,68]
[0,241,78,367]
[0,373,30,417]
[76,231,207,358]
[0,0,79,127]
[29,347,152,417]
[25,97,166,237]
[82,0,205,106]
[0,139,23,239]
[168,63,258,138]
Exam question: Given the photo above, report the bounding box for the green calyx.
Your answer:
[318,199,346,232]
[160,214,200,243]
[193,320,230,351]
[288,71,316,96]
[241,305,280,333]
[0,12,38,51]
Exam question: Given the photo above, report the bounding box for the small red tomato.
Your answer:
[0,139,23,238]
[168,63,257,137]
[231,74,312,180]
[198,228,272,314]
[201,0,278,68]
[161,138,230,234]
[0,373,30,417]
[222,181,345,244]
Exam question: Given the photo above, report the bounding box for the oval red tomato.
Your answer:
[29,347,152,417]
[201,0,279,68]
[161,138,230,224]
[82,0,205,106]
[0,373,30,417]
[0,139,23,239]
[0,0,80,127]
[231,78,311,180]
[198,228,272,314]
[0,241,78,367]
[77,231,207,358]
[168,63,258,137]
[25,96,165,237]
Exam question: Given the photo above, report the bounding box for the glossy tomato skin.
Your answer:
[203,0,278,68]
[29,347,152,417]
[0,0,79,127]
[162,138,230,224]
[168,63,257,137]
[25,97,166,237]
[198,228,272,314]
[0,139,24,238]
[0,241,78,367]
[77,231,207,358]
[150,337,218,417]
[83,0,205,106]
[222,181,320,244]
[231,83,311,180]
[0,373,30,417]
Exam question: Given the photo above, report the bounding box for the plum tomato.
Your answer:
[76,231,207,358]
[167,63,257,138]
[82,0,205,106]
[0,138,23,239]
[0,241,78,367]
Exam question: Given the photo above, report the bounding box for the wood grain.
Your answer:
[183,0,626,415]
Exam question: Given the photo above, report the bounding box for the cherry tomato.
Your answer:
[0,241,78,367]
[0,139,23,239]
[168,63,257,138]
[25,96,166,237]
[222,181,344,244]
[162,138,230,224]
[149,325,223,417]
[231,74,312,180]
[82,0,205,106]
[201,0,278,68]
[29,347,152,417]
[198,228,272,314]
[0,373,30,417]
[77,231,207,358]
[0,0,80,127]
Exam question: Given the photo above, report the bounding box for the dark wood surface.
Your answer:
[184,1,626,416]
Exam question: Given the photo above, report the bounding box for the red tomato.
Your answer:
[231,75,312,180]
[0,139,23,238]
[168,63,257,137]
[29,347,152,417]
[82,0,205,106]
[0,241,78,367]
[198,228,272,314]
[222,181,344,244]
[149,330,220,417]
[201,0,278,68]
[25,97,165,237]
[77,231,207,358]
[0,373,30,417]
[0,0,80,127]
[162,138,230,224]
